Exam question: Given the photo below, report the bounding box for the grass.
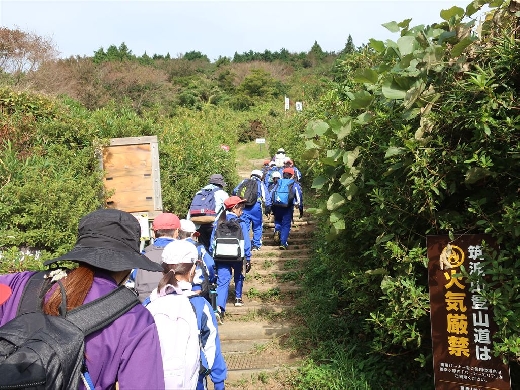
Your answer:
[236,141,272,172]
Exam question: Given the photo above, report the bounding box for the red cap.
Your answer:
[224,196,246,210]
[0,284,12,305]
[263,159,270,165]
[282,167,295,176]
[152,213,181,230]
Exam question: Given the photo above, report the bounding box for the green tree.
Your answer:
[341,34,355,55]
[238,69,276,98]
[183,50,210,62]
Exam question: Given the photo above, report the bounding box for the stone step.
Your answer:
[217,320,290,341]
[263,220,314,228]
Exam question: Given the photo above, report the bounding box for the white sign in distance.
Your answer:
[295,101,303,111]
[255,138,266,144]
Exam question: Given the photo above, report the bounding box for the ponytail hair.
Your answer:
[156,262,194,294]
[43,265,95,316]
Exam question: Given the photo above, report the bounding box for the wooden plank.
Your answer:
[109,136,158,146]
[106,194,155,213]
[105,176,153,196]
[100,136,163,213]
[103,144,152,172]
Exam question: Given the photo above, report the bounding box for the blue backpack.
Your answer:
[189,187,218,223]
[272,179,295,207]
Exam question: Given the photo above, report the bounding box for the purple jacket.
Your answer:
[0,271,165,390]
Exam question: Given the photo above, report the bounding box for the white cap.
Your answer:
[283,157,291,163]
[272,171,281,179]
[180,219,197,233]
[251,169,263,178]
[162,240,198,265]
[269,161,276,166]
[277,148,285,153]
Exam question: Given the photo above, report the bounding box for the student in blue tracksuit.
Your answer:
[271,167,303,250]
[144,240,226,390]
[179,219,217,291]
[232,169,271,251]
[190,294,227,390]
[263,161,279,187]
[210,196,252,318]
[283,158,302,182]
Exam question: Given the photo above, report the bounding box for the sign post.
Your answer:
[427,234,510,390]
[255,138,266,152]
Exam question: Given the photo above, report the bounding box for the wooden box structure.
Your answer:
[100,136,163,217]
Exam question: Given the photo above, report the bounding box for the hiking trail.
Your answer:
[212,158,313,389]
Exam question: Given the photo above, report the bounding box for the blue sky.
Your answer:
[0,0,473,61]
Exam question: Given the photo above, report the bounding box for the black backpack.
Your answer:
[236,179,259,207]
[213,218,245,262]
[0,271,139,390]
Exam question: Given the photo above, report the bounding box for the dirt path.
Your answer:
[211,164,312,389]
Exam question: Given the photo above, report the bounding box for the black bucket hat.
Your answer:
[209,174,226,187]
[44,209,163,272]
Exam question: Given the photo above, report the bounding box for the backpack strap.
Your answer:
[17,271,139,336]
[17,271,52,315]
[66,286,139,336]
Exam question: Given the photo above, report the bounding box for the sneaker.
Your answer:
[215,307,224,324]
[273,230,281,244]
[279,244,288,250]
[252,246,260,251]
[234,298,244,307]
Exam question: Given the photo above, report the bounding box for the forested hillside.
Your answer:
[1,0,520,388]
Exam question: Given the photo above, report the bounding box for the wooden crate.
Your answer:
[100,136,163,216]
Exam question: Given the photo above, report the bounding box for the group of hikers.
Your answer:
[0,147,304,389]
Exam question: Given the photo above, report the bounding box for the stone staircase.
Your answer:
[211,165,313,389]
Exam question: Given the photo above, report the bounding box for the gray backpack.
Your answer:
[0,271,138,390]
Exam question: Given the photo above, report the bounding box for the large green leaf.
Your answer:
[404,82,425,109]
[369,39,386,53]
[305,120,329,137]
[451,36,475,57]
[343,147,360,168]
[333,219,345,231]
[322,149,344,167]
[340,167,360,186]
[352,68,379,84]
[398,18,412,30]
[397,36,418,56]
[349,91,374,109]
[311,176,328,189]
[356,112,374,124]
[437,30,457,45]
[382,76,407,100]
[382,21,400,33]
[466,0,488,16]
[304,140,320,149]
[344,184,359,200]
[384,146,406,158]
[327,193,346,211]
[440,6,464,21]
[331,117,352,140]
[330,211,342,223]
[423,46,444,68]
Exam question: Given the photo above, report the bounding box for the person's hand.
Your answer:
[299,210,304,219]
[264,206,271,216]
[245,262,252,273]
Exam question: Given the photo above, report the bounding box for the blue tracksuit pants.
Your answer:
[216,261,244,312]
[272,206,294,246]
[241,202,263,248]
